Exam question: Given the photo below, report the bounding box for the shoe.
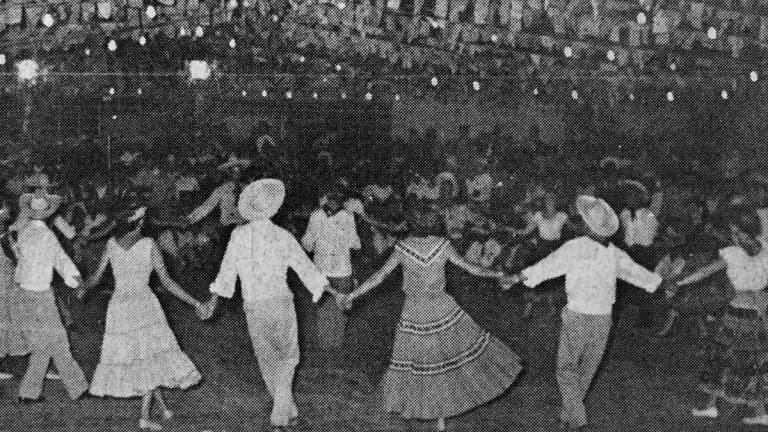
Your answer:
[691,407,718,418]
[743,415,768,425]
[17,396,45,404]
[0,372,13,380]
[45,372,61,380]
[139,419,163,431]
[162,410,174,420]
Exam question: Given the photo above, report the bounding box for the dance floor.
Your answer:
[0,262,759,431]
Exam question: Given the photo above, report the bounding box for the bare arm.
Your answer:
[446,244,504,279]
[677,258,727,286]
[348,252,400,301]
[79,248,110,298]
[151,242,202,308]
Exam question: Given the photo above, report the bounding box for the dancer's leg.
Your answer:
[140,390,162,431]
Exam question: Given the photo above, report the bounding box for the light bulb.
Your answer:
[365,92,372,100]
[42,13,54,28]
[606,50,615,61]
[285,91,292,99]
[666,91,674,102]
[628,93,635,101]
[431,76,438,86]
[721,90,729,100]
[109,87,115,95]
[179,26,187,37]
[312,92,318,99]
[533,87,539,96]
[563,46,573,57]
[229,39,236,49]
[242,90,247,97]
[299,56,305,63]
[261,90,268,97]
[139,35,147,46]
[751,71,759,82]
[394,94,400,101]
[707,26,717,39]
[111,115,117,120]
[335,64,342,71]
[195,26,204,38]
[637,12,647,25]
[669,62,677,71]
[571,89,579,99]
[337,2,346,9]
[145,5,157,19]
[84,48,91,56]
[491,34,498,43]
[137,88,143,95]
[107,39,117,51]
[341,92,347,99]
[472,81,480,91]
[0,54,5,66]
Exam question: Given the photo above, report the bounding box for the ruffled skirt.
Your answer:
[382,293,521,419]
[698,305,768,406]
[90,291,201,397]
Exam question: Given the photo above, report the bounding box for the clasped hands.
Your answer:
[195,296,217,321]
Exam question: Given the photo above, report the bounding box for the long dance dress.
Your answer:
[89,238,201,397]
[382,236,522,419]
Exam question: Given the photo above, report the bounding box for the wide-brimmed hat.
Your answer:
[238,179,285,221]
[575,195,619,237]
[18,192,62,220]
[24,174,56,190]
[218,154,251,171]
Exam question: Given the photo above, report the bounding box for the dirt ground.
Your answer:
[0,262,763,432]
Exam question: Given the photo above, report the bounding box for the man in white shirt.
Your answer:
[302,189,361,349]
[202,179,330,428]
[13,192,87,402]
[512,196,662,429]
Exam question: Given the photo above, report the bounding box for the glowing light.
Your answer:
[179,26,187,37]
[628,93,635,101]
[107,39,117,51]
[533,87,539,96]
[335,64,342,72]
[751,71,759,82]
[145,5,156,19]
[139,35,147,46]
[341,92,347,99]
[472,81,480,91]
[669,62,676,71]
[285,90,293,99]
[42,13,54,28]
[109,87,115,95]
[271,14,279,21]
[261,89,268,97]
[16,59,39,82]
[137,88,143,95]
[195,26,204,38]
[431,76,438,86]
[241,90,247,97]
[188,60,211,80]
[312,92,318,99]
[337,2,345,9]
[606,50,615,61]
[563,46,573,58]
[394,94,400,101]
[228,0,238,8]
[637,12,647,25]
[571,89,579,99]
[242,0,250,6]
[721,90,729,100]
[0,54,5,66]
[707,26,717,39]
[365,92,373,100]
[84,48,91,56]
[666,91,674,102]
[229,39,236,49]
[491,34,498,43]
[299,56,305,63]
[111,115,117,120]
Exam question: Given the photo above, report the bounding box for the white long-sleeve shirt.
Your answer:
[522,237,661,315]
[620,208,658,247]
[15,220,80,292]
[210,219,328,303]
[302,209,361,278]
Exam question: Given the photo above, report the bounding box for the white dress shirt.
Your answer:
[15,220,81,291]
[720,242,768,310]
[522,237,662,315]
[302,209,361,278]
[620,208,659,247]
[210,220,328,303]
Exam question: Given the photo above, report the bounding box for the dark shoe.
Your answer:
[17,396,45,404]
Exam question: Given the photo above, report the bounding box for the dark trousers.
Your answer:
[316,277,354,349]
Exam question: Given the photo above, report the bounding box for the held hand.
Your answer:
[498,274,520,291]
[195,302,213,320]
[334,293,349,310]
[72,275,84,290]
[75,287,87,301]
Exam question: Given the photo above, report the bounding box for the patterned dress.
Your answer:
[0,239,27,358]
[89,238,201,397]
[381,236,522,419]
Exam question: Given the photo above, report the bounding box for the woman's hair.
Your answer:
[405,200,444,237]
[728,205,762,239]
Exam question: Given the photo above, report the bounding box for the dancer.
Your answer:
[201,179,331,430]
[302,187,361,350]
[0,205,28,380]
[509,195,662,429]
[671,208,768,425]
[78,204,206,431]
[340,202,522,432]
[13,190,88,402]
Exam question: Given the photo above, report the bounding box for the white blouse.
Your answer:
[620,208,659,247]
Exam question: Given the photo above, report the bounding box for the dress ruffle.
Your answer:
[382,303,521,419]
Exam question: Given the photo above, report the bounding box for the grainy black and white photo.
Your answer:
[0,0,766,430]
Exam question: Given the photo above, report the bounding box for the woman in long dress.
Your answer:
[341,202,521,431]
[78,205,208,431]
